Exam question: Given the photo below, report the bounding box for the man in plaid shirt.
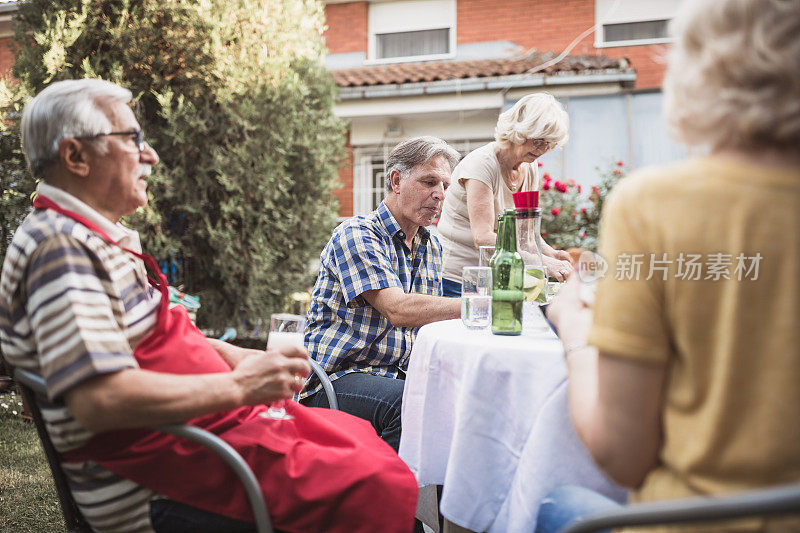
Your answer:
[300,137,462,450]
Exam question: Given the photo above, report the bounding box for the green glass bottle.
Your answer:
[490,208,524,335]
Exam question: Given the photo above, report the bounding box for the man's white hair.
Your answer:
[494,93,569,148]
[21,78,132,179]
[664,0,800,151]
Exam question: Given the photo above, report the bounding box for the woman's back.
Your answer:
[589,156,800,514]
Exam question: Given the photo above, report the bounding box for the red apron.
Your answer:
[34,196,418,533]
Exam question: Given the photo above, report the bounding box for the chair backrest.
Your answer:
[561,483,800,533]
[13,369,93,532]
[308,358,339,410]
[12,366,275,533]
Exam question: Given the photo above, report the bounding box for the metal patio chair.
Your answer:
[12,361,339,533]
[561,483,800,533]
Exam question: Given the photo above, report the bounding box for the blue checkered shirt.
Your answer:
[299,201,443,400]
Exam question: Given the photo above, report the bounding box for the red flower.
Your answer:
[567,179,575,186]
[616,160,625,167]
[580,231,586,239]
[592,185,600,193]
[537,161,543,167]
[543,183,550,190]
[613,169,622,176]
[554,181,568,193]
[581,207,587,214]
[543,172,551,180]
[551,208,561,217]
[542,231,548,237]
[577,185,582,193]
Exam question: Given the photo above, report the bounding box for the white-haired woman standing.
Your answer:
[437,93,573,296]
[537,0,800,530]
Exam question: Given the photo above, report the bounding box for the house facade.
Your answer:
[325,0,688,217]
[0,0,689,219]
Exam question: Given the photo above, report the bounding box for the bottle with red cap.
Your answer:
[512,191,548,305]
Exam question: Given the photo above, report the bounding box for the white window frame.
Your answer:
[366,0,457,65]
[594,0,679,48]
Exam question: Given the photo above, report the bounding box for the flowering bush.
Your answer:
[539,160,628,251]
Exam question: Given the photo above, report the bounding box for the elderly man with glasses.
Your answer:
[0,78,419,533]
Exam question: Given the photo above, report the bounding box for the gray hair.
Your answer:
[494,93,569,148]
[384,136,461,192]
[664,0,800,151]
[21,79,132,179]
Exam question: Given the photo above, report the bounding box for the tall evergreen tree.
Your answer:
[0,0,345,329]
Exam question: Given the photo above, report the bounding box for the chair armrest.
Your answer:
[308,359,338,410]
[14,368,274,533]
[562,483,800,533]
[13,367,47,396]
[155,424,273,533]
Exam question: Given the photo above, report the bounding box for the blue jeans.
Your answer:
[300,371,404,452]
[535,486,622,533]
[442,277,462,297]
[150,499,259,533]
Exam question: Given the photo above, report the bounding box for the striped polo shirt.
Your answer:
[0,183,161,532]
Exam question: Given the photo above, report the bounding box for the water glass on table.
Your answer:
[261,313,306,421]
[461,266,492,330]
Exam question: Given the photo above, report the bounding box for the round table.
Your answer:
[399,312,626,532]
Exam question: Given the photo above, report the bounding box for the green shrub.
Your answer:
[1,0,345,329]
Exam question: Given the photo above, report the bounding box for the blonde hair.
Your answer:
[664,0,800,152]
[494,93,569,148]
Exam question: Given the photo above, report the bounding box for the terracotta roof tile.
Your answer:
[332,50,630,88]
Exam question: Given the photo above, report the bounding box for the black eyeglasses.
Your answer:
[75,129,146,152]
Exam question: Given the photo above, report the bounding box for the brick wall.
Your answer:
[603,43,669,89]
[0,37,14,76]
[332,137,355,217]
[324,2,368,54]
[456,0,666,89]
[457,0,597,56]
[321,0,667,90]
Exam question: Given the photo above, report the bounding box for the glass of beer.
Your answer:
[260,313,306,420]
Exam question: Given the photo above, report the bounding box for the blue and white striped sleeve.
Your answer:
[25,234,137,400]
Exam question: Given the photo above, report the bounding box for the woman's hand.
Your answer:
[546,274,592,350]
[544,255,573,281]
[540,240,574,281]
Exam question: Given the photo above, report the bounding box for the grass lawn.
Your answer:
[0,388,63,532]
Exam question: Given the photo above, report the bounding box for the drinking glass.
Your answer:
[478,245,495,267]
[260,313,306,420]
[461,266,492,330]
[575,250,608,307]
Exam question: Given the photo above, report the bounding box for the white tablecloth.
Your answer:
[399,313,626,532]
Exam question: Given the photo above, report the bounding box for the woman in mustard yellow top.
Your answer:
[539,0,800,531]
